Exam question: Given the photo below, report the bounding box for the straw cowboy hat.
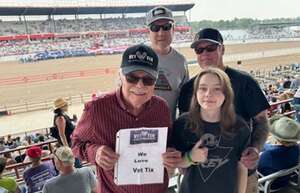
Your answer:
[54,98,68,109]
[269,115,300,142]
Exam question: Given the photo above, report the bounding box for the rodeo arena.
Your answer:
[1,0,300,193]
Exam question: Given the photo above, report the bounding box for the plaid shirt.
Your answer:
[72,88,172,193]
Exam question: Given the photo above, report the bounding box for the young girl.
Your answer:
[172,68,250,193]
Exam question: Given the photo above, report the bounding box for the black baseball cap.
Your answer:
[121,44,158,78]
[191,28,223,48]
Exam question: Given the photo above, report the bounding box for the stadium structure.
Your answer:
[0,0,194,61]
[0,0,194,16]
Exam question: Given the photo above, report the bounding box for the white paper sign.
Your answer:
[114,127,168,185]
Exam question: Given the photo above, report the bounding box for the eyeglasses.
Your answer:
[125,73,156,86]
[149,23,173,32]
[194,44,220,55]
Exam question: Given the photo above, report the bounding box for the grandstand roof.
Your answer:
[0,2,195,16]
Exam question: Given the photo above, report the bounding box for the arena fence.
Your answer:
[0,93,91,116]
[0,68,118,87]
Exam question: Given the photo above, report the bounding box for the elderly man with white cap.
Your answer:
[72,44,181,193]
[42,146,96,193]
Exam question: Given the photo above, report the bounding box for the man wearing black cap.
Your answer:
[72,44,181,193]
[178,28,270,193]
[146,6,189,121]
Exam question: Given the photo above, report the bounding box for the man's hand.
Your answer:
[241,147,259,169]
[162,148,182,176]
[95,145,119,171]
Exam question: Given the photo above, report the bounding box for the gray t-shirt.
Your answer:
[42,167,96,193]
[154,48,189,121]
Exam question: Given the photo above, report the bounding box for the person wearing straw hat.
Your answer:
[52,98,76,147]
[52,98,81,168]
[258,115,300,190]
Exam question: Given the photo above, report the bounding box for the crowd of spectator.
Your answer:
[221,27,300,41]
[0,16,189,36]
[0,130,97,193]
[248,63,300,117]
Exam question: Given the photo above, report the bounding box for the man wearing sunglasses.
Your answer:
[146,6,189,121]
[72,44,182,193]
[177,28,270,193]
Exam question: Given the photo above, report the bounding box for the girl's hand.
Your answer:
[190,139,208,163]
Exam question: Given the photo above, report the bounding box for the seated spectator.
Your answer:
[3,153,16,166]
[42,146,96,193]
[283,76,292,89]
[0,157,20,193]
[0,139,7,152]
[277,92,292,113]
[4,135,13,148]
[290,75,300,91]
[23,146,56,193]
[14,137,21,147]
[258,115,300,191]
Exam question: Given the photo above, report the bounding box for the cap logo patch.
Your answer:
[129,51,154,65]
[152,8,165,16]
[136,51,147,60]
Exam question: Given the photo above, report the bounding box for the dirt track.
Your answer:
[1,40,300,106]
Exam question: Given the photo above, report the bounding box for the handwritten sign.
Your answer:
[114,127,168,185]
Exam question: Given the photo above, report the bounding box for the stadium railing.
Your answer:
[268,98,295,117]
[1,139,57,180]
[258,163,300,193]
[1,139,92,183]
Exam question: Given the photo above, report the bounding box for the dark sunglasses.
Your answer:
[194,44,220,55]
[149,23,173,32]
[125,73,156,86]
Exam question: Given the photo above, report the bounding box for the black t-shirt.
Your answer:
[178,67,270,122]
[172,113,250,193]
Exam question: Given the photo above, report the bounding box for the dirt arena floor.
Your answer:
[1,40,300,106]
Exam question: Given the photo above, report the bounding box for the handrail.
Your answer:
[258,163,300,193]
[2,139,57,181]
[5,156,54,180]
[269,98,293,106]
[1,139,93,183]
[268,98,295,117]
[0,139,57,156]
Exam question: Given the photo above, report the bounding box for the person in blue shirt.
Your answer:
[258,115,300,191]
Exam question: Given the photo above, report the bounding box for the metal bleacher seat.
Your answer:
[258,163,300,193]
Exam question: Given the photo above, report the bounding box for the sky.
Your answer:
[0,0,299,21]
[189,0,300,21]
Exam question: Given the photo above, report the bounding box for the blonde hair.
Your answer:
[188,67,236,137]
